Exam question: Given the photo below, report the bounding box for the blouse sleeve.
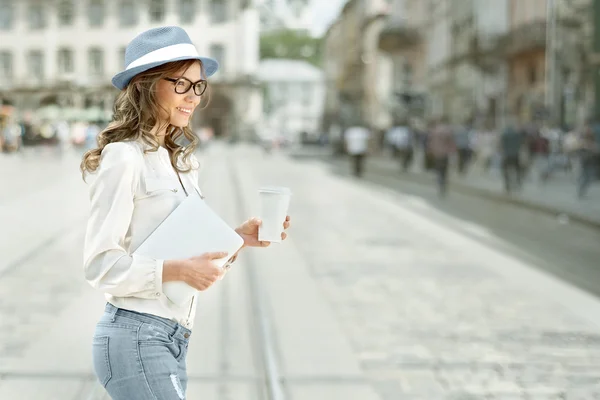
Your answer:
[83,143,163,298]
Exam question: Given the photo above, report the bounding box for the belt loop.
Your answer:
[107,303,118,322]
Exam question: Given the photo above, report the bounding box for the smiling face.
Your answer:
[155,61,204,128]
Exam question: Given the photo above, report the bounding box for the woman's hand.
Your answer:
[235,215,291,248]
[166,251,228,291]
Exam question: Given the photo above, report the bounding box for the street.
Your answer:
[1,142,600,400]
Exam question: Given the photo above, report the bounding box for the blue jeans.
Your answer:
[92,303,192,399]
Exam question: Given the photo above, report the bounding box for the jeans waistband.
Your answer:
[104,302,192,342]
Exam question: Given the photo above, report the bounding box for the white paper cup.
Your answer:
[258,186,292,243]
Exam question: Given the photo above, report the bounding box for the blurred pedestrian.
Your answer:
[55,119,70,155]
[454,118,473,175]
[474,121,497,173]
[85,121,101,151]
[1,115,22,153]
[500,117,524,194]
[577,120,600,199]
[428,117,455,197]
[422,121,436,171]
[344,120,370,177]
[79,26,291,400]
[385,118,413,171]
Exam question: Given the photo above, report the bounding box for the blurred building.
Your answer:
[442,0,509,126]
[322,19,343,137]
[257,58,324,143]
[257,0,312,33]
[502,0,549,123]
[0,0,262,138]
[323,0,594,131]
[321,0,392,150]
[496,0,591,127]
[378,0,427,122]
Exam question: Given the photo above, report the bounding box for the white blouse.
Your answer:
[83,140,204,329]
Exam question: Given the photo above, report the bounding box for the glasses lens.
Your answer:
[194,81,207,96]
[174,78,192,94]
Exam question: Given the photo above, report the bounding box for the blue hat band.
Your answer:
[126,43,199,70]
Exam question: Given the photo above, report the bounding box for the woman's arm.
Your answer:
[83,143,165,298]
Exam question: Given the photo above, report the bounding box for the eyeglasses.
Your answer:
[164,77,208,96]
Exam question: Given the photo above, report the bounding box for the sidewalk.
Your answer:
[290,146,600,228]
[0,144,381,400]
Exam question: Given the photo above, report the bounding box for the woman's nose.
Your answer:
[185,93,200,104]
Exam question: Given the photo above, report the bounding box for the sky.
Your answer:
[309,0,346,37]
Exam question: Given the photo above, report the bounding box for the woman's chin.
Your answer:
[170,119,189,128]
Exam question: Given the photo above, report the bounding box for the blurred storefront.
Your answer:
[0,0,262,138]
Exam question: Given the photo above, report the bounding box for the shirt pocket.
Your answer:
[140,176,180,198]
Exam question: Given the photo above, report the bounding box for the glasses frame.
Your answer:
[164,77,208,96]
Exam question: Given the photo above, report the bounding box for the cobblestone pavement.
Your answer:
[2,144,600,399]
[239,145,600,400]
[0,148,89,368]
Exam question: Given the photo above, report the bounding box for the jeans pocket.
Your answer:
[92,336,112,387]
[138,323,182,362]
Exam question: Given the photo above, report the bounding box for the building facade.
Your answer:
[0,0,262,138]
[445,0,509,126]
[257,0,312,33]
[322,0,392,141]
[324,0,594,133]
[502,0,548,122]
[257,58,324,142]
[378,0,428,122]
[424,0,452,120]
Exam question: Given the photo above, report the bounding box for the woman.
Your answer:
[80,26,290,399]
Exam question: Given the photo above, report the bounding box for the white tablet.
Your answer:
[134,191,244,306]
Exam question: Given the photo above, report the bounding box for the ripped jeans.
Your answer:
[92,302,192,399]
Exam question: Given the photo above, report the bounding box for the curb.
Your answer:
[289,150,600,230]
[387,166,600,230]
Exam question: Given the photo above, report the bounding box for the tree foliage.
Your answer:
[260,29,322,66]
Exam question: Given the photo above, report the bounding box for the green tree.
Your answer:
[260,29,322,66]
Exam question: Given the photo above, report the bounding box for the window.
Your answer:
[118,47,127,69]
[290,0,303,18]
[89,48,104,76]
[209,44,225,72]
[28,50,44,78]
[179,0,195,24]
[392,59,404,90]
[210,0,226,23]
[120,0,137,27]
[28,3,46,30]
[149,0,165,22]
[58,1,75,26]
[528,64,536,84]
[301,83,311,106]
[0,51,12,78]
[403,62,413,86]
[276,82,287,100]
[0,1,14,30]
[88,0,105,27]
[58,48,74,74]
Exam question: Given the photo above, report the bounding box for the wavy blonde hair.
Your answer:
[80,59,209,180]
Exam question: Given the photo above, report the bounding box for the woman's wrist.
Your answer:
[235,227,247,248]
[163,259,186,283]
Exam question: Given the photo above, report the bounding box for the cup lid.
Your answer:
[258,186,292,195]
